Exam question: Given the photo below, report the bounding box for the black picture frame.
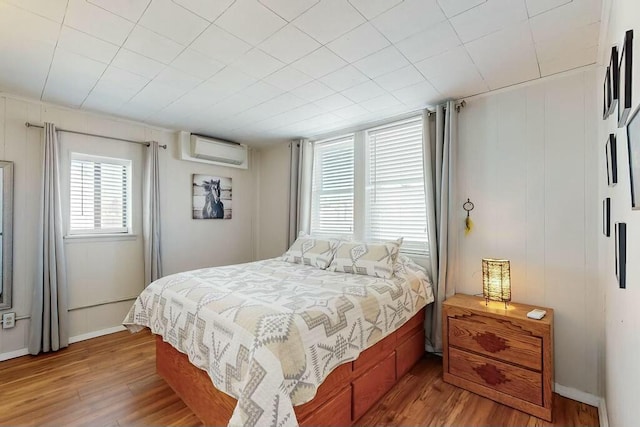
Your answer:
[604,66,612,119]
[603,198,611,237]
[627,104,640,209]
[618,30,633,127]
[615,222,627,289]
[609,46,619,118]
[606,133,618,186]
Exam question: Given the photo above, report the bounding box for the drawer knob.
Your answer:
[473,363,510,386]
[473,331,509,353]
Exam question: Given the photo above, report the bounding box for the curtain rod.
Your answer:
[426,100,466,116]
[24,122,167,149]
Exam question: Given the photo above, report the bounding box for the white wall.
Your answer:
[255,141,290,260]
[456,68,601,397]
[598,1,640,425]
[0,93,257,356]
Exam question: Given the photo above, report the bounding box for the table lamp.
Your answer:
[482,258,511,308]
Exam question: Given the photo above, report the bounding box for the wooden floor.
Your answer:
[0,329,599,427]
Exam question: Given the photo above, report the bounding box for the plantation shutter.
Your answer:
[366,117,428,255]
[70,153,130,234]
[310,135,354,237]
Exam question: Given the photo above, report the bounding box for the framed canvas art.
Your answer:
[606,133,618,186]
[618,30,634,127]
[626,104,640,209]
[192,175,232,219]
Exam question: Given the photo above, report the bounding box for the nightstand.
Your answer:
[442,294,554,421]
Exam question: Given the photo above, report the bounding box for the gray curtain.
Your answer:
[144,141,162,285]
[28,122,69,355]
[288,139,313,246]
[423,101,458,353]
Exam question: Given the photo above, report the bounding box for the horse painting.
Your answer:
[202,179,224,219]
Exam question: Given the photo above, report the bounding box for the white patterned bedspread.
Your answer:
[123,257,434,427]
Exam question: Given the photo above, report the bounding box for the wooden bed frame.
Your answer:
[156,308,426,426]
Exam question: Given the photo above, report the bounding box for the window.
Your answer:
[310,117,428,256]
[69,153,131,234]
[365,118,427,255]
[311,135,354,237]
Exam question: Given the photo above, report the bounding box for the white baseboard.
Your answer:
[68,325,127,344]
[598,398,609,427]
[0,347,29,362]
[554,382,601,407]
[0,325,127,362]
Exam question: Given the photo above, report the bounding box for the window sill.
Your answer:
[64,233,138,243]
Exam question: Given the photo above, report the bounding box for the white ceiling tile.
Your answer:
[327,23,389,63]
[465,22,540,90]
[87,0,151,22]
[353,46,409,79]
[0,2,60,44]
[371,0,446,43]
[342,81,386,103]
[264,66,314,91]
[0,38,55,98]
[191,25,252,63]
[291,47,347,79]
[232,49,285,79]
[117,103,155,121]
[529,0,600,42]
[348,0,403,19]
[173,0,235,21]
[212,93,263,116]
[332,103,369,119]
[128,81,187,110]
[65,0,134,45]
[215,0,287,45]
[93,66,150,101]
[42,50,107,107]
[534,22,599,63]
[259,0,319,21]
[525,0,571,17]
[314,93,353,111]
[292,0,365,44]
[290,80,336,101]
[237,93,306,121]
[178,81,236,106]
[260,25,321,64]
[261,104,324,129]
[374,65,426,91]
[4,0,68,22]
[124,25,184,64]
[239,81,284,104]
[320,65,369,91]
[83,90,129,114]
[360,93,401,112]
[395,20,461,63]
[414,46,489,98]
[171,49,225,80]
[138,0,209,45]
[111,49,164,79]
[207,66,257,93]
[449,0,528,43]
[57,26,119,64]
[436,0,486,17]
[153,67,203,91]
[539,45,597,76]
[392,80,440,105]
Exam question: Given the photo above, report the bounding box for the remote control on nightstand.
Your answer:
[527,309,547,320]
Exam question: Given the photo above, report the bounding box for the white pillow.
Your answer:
[328,238,403,279]
[282,233,339,269]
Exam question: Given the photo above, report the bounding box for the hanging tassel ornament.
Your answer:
[463,198,475,236]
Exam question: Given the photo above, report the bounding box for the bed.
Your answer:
[124,256,434,427]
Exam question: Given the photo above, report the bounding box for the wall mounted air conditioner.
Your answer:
[178,131,249,169]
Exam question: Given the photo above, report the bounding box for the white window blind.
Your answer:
[310,135,354,237]
[366,117,428,255]
[69,153,131,234]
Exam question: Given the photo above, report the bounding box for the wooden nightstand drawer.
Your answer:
[449,347,542,405]
[448,316,542,370]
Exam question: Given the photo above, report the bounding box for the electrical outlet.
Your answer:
[2,312,15,329]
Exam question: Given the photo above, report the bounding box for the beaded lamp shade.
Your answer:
[482,258,511,307]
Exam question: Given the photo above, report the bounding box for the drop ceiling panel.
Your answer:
[231,49,285,79]
[320,65,369,91]
[342,81,386,103]
[124,25,184,64]
[171,49,225,80]
[291,47,347,78]
[57,26,119,64]
[215,0,287,45]
[415,47,489,98]
[395,21,461,63]
[65,0,134,45]
[4,0,69,23]
[292,0,365,44]
[0,38,54,98]
[372,0,447,43]
[190,25,251,63]
[42,50,107,107]
[173,0,235,21]
[290,80,336,102]
[260,25,321,64]
[327,23,390,62]
[111,49,164,79]
[0,2,60,44]
[138,0,209,45]
[449,0,529,43]
[87,0,151,22]
[374,65,426,91]
[525,0,572,17]
[263,67,314,91]
[258,0,320,22]
[348,0,403,19]
[353,46,409,78]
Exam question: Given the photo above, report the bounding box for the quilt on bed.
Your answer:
[123,257,434,427]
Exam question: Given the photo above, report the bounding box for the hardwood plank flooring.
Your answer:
[0,330,599,426]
